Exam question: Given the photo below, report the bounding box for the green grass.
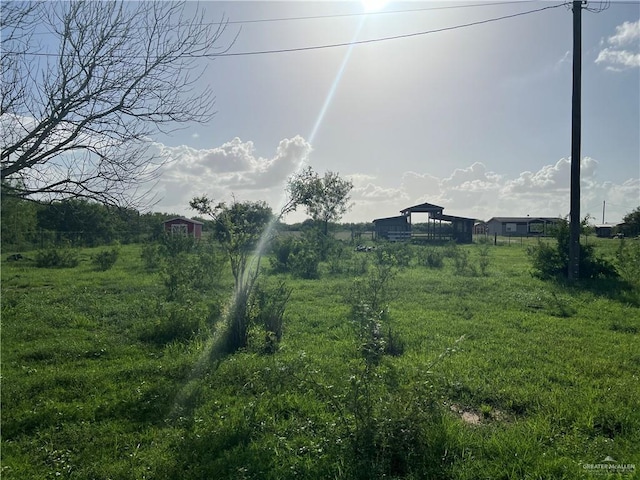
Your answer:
[2,239,639,479]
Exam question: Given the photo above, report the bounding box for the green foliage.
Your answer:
[615,238,640,297]
[161,231,197,256]
[347,252,397,315]
[138,300,212,345]
[269,234,321,279]
[3,242,640,479]
[252,281,292,353]
[35,245,79,268]
[528,219,618,280]
[0,189,40,249]
[289,247,321,280]
[375,242,412,268]
[92,245,120,271]
[477,243,491,276]
[140,242,163,271]
[347,253,401,365]
[421,247,444,269]
[326,241,351,274]
[269,235,298,274]
[621,206,640,237]
[286,166,353,235]
[36,199,122,246]
[190,196,272,289]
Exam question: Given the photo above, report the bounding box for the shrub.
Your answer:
[35,246,79,268]
[161,232,196,256]
[376,242,412,268]
[139,300,211,345]
[615,238,640,289]
[92,246,119,271]
[327,241,350,274]
[477,243,491,276]
[452,247,476,276]
[252,280,292,353]
[190,247,224,292]
[289,247,320,279]
[269,235,297,274]
[140,242,163,271]
[422,247,444,269]
[528,220,617,280]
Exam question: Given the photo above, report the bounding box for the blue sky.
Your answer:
[144,1,638,223]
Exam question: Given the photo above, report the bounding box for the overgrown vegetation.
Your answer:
[2,236,639,479]
[528,218,618,280]
[34,245,79,268]
[91,244,120,271]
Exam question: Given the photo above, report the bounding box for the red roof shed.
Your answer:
[162,217,203,239]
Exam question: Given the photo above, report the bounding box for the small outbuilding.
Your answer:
[594,223,621,238]
[486,217,560,237]
[162,217,203,239]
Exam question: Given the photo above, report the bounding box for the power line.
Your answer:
[210,2,568,57]
[218,0,545,25]
[2,2,575,59]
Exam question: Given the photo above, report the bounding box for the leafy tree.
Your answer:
[1,1,232,207]
[287,166,354,235]
[190,196,274,352]
[620,206,640,237]
[36,199,119,246]
[0,186,40,248]
[191,197,273,290]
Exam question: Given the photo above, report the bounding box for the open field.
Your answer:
[1,238,638,479]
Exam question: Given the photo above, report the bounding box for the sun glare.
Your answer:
[361,0,389,13]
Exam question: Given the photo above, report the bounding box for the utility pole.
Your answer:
[568,0,583,281]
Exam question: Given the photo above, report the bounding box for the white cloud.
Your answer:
[608,20,640,47]
[596,48,640,70]
[596,20,640,70]
[147,138,637,225]
[150,135,311,215]
[340,157,636,224]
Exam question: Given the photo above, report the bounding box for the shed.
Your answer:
[162,217,203,239]
[594,223,621,238]
[474,222,488,235]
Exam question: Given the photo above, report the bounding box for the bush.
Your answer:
[528,220,617,280]
[477,243,491,276]
[452,247,476,276]
[327,241,351,274]
[252,280,292,353]
[270,235,320,279]
[140,242,163,271]
[139,300,211,345]
[289,247,320,279]
[615,238,640,290]
[376,242,412,268]
[269,236,297,274]
[422,247,444,269]
[92,246,119,271]
[35,246,79,268]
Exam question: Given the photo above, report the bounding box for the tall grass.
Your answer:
[2,239,639,479]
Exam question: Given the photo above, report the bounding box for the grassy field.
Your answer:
[1,237,638,479]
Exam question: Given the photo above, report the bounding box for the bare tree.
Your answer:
[1,1,233,207]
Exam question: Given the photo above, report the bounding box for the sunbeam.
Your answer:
[169,12,369,419]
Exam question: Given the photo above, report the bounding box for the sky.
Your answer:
[51,1,640,223]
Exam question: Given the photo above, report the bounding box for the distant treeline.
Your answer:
[0,196,375,250]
